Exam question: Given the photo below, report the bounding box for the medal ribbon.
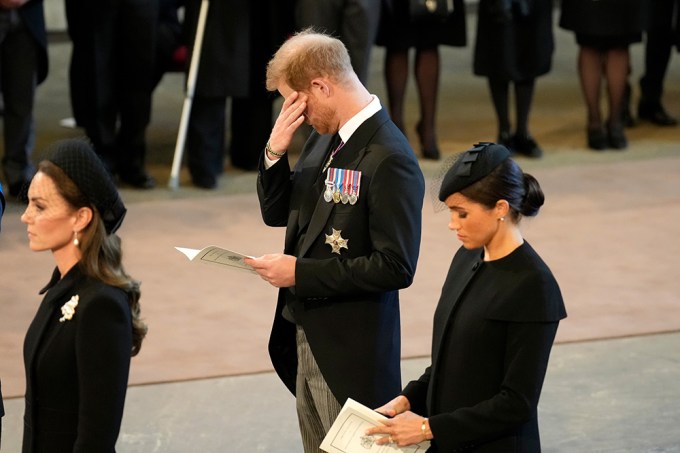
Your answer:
[322,139,345,175]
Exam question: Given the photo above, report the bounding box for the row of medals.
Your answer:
[324,167,361,205]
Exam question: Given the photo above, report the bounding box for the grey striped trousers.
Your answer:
[295,326,342,453]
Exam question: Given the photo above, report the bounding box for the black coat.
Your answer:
[376,0,467,48]
[183,0,251,97]
[402,242,567,452]
[474,0,554,80]
[23,266,133,453]
[256,108,425,409]
[559,0,648,37]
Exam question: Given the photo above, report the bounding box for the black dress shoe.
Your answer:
[118,171,156,189]
[637,102,678,126]
[587,127,607,151]
[191,174,217,189]
[512,134,543,158]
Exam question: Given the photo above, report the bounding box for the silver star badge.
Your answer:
[325,228,349,254]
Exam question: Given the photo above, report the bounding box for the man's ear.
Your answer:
[311,78,331,97]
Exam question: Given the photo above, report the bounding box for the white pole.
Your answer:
[168,0,210,190]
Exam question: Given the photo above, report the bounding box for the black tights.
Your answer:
[384,46,440,150]
[487,78,536,139]
[577,46,630,130]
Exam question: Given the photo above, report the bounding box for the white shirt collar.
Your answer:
[337,95,381,144]
[264,95,381,168]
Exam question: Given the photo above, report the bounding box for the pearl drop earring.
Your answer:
[73,232,80,247]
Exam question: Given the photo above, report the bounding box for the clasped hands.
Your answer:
[365,395,428,447]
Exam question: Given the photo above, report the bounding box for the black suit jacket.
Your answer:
[23,265,132,453]
[402,242,567,452]
[256,108,425,408]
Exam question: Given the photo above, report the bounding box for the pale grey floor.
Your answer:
[3,332,680,452]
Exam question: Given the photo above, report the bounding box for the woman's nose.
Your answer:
[20,208,31,224]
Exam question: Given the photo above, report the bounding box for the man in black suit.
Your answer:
[638,0,679,126]
[65,0,159,188]
[245,30,425,452]
[182,0,294,188]
[0,0,48,199]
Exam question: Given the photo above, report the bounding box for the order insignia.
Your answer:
[325,228,349,254]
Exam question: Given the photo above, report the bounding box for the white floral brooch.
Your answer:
[59,295,80,322]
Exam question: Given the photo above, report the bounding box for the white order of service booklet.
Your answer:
[321,398,430,453]
[175,245,256,274]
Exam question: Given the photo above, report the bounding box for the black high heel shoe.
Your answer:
[416,121,441,160]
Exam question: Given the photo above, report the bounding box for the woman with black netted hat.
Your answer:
[20,138,147,452]
[366,142,566,452]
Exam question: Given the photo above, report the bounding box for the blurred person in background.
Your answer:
[473,0,555,159]
[65,0,159,189]
[560,0,648,150]
[637,0,679,126]
[182,0,293,188]
[375,0,467,160]
[0,0,48,200]
[294,0,381,85]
